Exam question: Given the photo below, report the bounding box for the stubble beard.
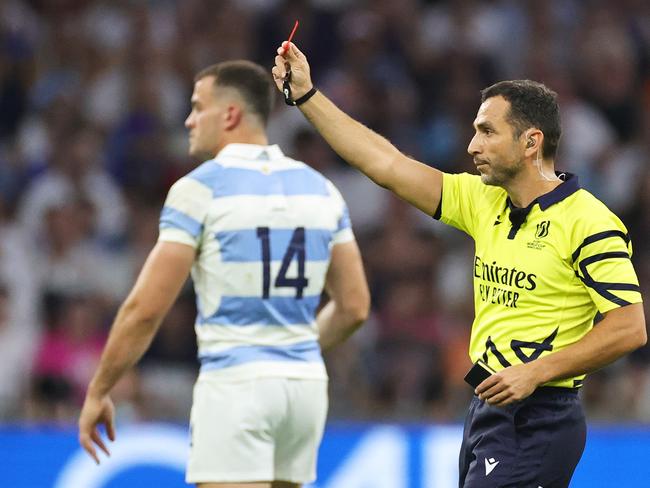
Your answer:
[480,158,524,187]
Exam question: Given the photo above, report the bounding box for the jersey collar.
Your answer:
[505,172,579,239]
[217,143,285,161]
[506,172,580,212]
[537,172,580,210]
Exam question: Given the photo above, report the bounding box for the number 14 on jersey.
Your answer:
[256,226,309,299]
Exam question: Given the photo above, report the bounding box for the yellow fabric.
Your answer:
[439,172,642,388]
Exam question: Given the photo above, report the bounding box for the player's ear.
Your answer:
[224,104,243,131]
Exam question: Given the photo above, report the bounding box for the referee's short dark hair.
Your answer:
[196,60,275,127]
[481,80,561,160]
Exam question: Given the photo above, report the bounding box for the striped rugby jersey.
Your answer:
[158,144,354,380]
[435,172,642,388]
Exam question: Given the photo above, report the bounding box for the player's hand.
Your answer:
[78,392,116,464]
[272,42,313,99]
[475,363,541,407]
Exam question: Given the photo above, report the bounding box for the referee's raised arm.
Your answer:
[272,42,443,217]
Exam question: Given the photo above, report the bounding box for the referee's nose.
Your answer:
[467,132,481,156]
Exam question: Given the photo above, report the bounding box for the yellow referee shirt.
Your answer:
[436,172,643,388]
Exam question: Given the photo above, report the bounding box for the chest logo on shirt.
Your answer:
[535,221,551,238]
[527,220,551,250]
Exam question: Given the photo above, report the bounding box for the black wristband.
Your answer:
[294,87,318,106]
[283,76,294,106]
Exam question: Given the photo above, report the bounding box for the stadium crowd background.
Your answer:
[0,0,648,425]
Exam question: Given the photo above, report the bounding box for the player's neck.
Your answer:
[216,127,269,153]
[506,161,562,208]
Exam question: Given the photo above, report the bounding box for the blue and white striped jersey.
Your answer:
[158,144,354,380]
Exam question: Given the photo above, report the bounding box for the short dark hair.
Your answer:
[195,60,275,126]
[481,80,561,159]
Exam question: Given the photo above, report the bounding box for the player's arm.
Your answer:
[79,241,194,463]
[272,43,443,216]
[317,240,370,350]
[477,303,646,406]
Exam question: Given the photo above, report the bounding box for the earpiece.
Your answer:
[527,138,535,148]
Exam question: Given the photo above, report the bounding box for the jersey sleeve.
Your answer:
[326,180,355,245]
[436,172,485,238]
[571,207,642,313]
[158,177,213,248]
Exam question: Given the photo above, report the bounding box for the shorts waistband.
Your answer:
[530,386,580,398]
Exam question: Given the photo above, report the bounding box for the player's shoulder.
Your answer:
[184,158,223,185]
[281,155,344,197]
[168,159,221,196]
[281,155,321,177]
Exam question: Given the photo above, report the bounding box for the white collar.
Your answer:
[217,143,284,161]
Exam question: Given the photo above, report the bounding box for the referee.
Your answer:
[274,43,647,488]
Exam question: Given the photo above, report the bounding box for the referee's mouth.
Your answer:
[474,158,489,168]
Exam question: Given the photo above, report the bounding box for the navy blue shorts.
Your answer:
[458,387,586,488]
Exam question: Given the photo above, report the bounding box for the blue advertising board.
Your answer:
[0,423,648,487]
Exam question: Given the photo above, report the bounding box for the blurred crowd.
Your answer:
[0,0,649,425]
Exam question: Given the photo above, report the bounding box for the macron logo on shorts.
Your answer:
[484,457,499,476]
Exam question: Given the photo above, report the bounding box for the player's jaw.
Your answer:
[187,131,201,157]
[188,132,216,161]
[187,116,223,160]
[188,136,198,158]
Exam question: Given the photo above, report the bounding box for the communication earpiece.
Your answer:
[527,138,535,148]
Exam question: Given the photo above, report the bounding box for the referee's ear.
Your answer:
[523,130,542,158]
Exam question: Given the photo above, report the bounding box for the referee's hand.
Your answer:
[272,42,313,100]
[475,363,540,407]
[78,393,116,464]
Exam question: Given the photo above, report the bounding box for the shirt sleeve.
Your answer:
[158,177,213,248]
[437,172,485,238]
[326,180,355,245]
[571,207,642,313]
